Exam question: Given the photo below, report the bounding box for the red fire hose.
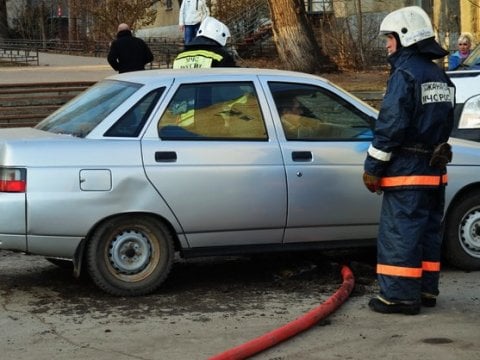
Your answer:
[208,265,355,360]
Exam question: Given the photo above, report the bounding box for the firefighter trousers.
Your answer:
[376,187,445,303]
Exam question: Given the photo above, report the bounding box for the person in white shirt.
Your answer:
[179,0,210,45]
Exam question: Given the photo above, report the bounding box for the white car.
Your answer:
[447,45,480,141]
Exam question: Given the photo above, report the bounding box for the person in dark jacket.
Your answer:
[363,6,455,315]
[107,23,154,73]
[173,16,236,68]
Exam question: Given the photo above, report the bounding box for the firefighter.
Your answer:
[173,16,236,69]
[363,6,455,315]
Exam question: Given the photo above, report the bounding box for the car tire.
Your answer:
[86,215,174,296]
[444,190,480,270]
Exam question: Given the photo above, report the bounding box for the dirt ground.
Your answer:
[240,57,390,92]
[320,69,389,92]
[1,248,480,360]
[0,249,376,319]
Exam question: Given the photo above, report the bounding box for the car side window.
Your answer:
[105,88,164,137]
[158,82,267,140]
[268,82,373,141]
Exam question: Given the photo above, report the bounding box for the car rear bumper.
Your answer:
[27,235,83,258]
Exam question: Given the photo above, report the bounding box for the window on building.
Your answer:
[304,0,333,14]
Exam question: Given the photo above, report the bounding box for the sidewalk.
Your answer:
[0,52,116,84]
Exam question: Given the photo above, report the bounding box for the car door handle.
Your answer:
[155,151,177,162]
[292,151,312,162]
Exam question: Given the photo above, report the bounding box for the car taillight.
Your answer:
[0,168,26,193]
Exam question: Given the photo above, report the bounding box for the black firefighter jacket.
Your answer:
[173,36,236,68]
[364,47,455,190]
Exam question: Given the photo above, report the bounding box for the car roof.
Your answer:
[448,70,480,103]
[106,67,324,86]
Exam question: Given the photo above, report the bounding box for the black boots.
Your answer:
[368,296,421,315]
[421,293,437,307]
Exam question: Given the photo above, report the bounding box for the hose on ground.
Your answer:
[208,264,355,360]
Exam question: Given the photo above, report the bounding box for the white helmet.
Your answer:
[379,6,434,47]
[197,16,231,46]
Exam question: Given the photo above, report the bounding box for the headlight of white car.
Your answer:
[459,94,480,129]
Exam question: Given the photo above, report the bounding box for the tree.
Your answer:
[9,1,51,41]
[437,0,460,50]
[72,0,157,40]
[0,0,8,39]
[266,0,336,73]
[353,0,365,67]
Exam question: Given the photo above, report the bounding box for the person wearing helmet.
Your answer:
[363,6,455,315]
[173,16,236,69]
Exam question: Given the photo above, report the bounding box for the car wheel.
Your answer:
[444,190,480,270]
[86,215,174,296]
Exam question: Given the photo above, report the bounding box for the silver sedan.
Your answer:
[1,68,479,296]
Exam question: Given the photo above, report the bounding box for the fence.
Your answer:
[0,38,186,68]
[0,82,95,128]
[0,46,39,66]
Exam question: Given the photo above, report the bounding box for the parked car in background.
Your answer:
[1,68,480,296]
[447,44,480,142]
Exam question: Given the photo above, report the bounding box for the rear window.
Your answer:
[35,80,141,138]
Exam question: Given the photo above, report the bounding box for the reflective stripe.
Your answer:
[173,56,213,69]
[175,49,223,61]
[377,264,422,278]
[176,109,195,126]
[368,144,391,161]
[380,174,448,187]
[422,261,441,272]
[421,82,454,105]
[173,50,224,69]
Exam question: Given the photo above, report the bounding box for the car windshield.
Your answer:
[460,44,480,70]
[35,80,141,137]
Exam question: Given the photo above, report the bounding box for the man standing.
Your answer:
[107,23,154,73]
[179,0,210,45]
[173,17,236,68]
[363,6,455,315]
